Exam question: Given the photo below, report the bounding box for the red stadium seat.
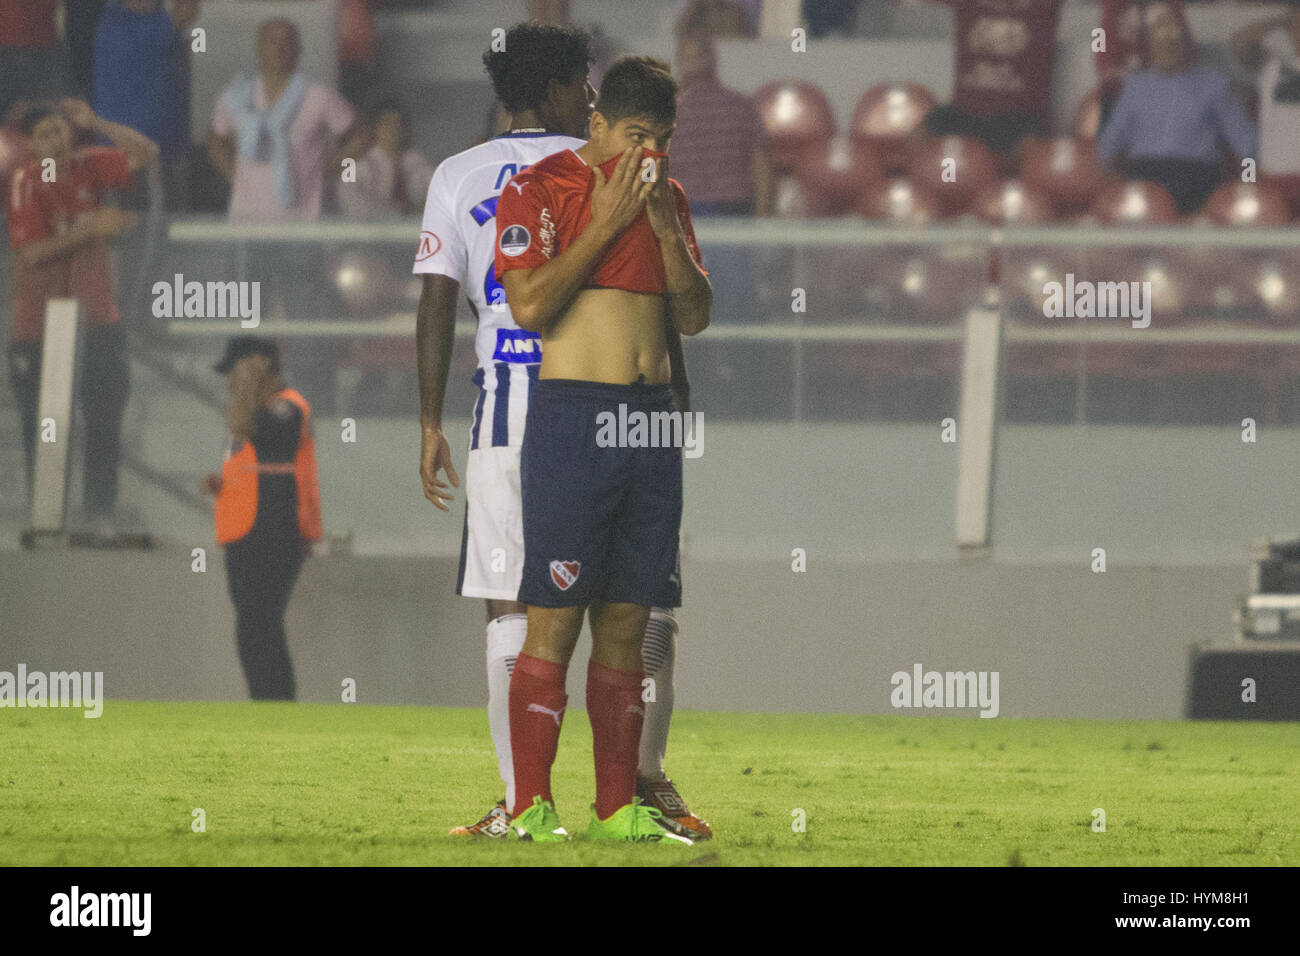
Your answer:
[1180,180,1289,319]
[1090,180,1179,225]
[849,82,937,174]
[752,79,836,171]
[1073,87,1102,141]
[971,179,1057,225]
[1019,137,1109,218]
[1202,181,1292,226]
[794,137,883,217]
[904,135,997,217]
[856,175,945,224]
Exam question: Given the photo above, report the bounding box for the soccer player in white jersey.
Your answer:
[414,23,711,841]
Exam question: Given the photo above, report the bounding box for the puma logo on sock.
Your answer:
[527,703,565,727]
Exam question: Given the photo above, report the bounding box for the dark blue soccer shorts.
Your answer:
[519,378,683,609]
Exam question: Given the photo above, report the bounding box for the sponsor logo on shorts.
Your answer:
[549,559,580,591]
[499,224,531,257]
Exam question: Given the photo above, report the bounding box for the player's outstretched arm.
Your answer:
[416,273,462,511]
[502,146,652,333]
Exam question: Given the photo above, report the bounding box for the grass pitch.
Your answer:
[2,701,1297,866]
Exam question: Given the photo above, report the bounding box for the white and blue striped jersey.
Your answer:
[413,130,583,449]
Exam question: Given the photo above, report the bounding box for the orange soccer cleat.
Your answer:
[449,799,513,838]
[636,776,713,842]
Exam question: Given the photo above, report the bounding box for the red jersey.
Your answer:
[7,148,133,342]
[494,148,705,295]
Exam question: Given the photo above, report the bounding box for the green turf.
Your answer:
[2,701,1297,866]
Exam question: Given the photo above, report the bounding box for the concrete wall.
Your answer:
[0,548,1235,719]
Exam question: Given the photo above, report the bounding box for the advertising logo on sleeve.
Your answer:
[415,231,441,261]
[499,224,531,257]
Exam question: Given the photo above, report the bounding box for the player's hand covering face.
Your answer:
[589,146,656,238]
[644,154,682,239]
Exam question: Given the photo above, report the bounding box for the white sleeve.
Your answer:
[412,162,468,282]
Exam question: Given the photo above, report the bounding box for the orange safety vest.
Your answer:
[214,388,323,544]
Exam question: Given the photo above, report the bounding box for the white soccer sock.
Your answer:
[638,608,678,779]
[486,613,527,811]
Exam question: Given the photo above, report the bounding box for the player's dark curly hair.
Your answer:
[592,56,677,128]
[482,23,593,114]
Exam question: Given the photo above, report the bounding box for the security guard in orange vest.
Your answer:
[203,337,322,701]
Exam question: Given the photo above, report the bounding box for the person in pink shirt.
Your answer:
[206,18,361,412]
[207,18,359,222]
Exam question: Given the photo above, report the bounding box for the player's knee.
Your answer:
[590,602,650,648]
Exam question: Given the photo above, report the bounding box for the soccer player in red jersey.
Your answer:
[493,56,710,843]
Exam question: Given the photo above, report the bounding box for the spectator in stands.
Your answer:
[1096,0,1187,122]
[671,29,771,217]
[6,99,158,536]
[207,19,363,413]
[1097,6,1255,215]
[94,1,200,211]
[1231,1,1300,208]
[337,100,434,217]
[208,18,360,222]
[0,1,68,122]
[918,0,1064,156]
[671,29,768,324]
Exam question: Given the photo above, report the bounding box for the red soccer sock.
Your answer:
[587,659,646,821]
[509,652,568,818]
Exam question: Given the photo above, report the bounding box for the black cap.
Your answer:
[214,336,281,374]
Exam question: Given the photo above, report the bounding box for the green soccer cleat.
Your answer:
[511,795,570,843]
[587,798,695,845]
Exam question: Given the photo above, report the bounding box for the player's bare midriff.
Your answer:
[537,287,671,385]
